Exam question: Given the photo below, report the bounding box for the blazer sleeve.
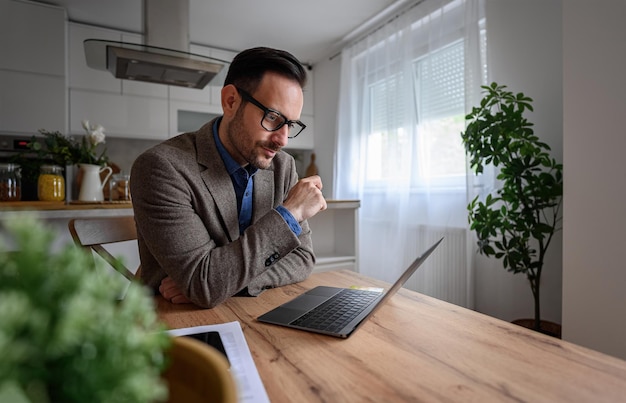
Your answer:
[245,161,316,296]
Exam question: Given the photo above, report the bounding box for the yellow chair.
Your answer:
[68,216,140,280]
[163,336,237,403]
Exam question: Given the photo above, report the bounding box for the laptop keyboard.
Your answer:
[290,289,381,333]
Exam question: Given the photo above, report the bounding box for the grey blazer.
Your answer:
[130,119,315,308]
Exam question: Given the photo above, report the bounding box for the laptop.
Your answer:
[257,237,443,338]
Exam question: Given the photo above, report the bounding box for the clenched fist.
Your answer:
[282,175,327,222]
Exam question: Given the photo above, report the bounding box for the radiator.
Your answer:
[404,226,471,308]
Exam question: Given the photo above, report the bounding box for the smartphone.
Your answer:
[185,331,229,365]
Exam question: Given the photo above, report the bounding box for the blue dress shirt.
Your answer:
[212,118,301,236]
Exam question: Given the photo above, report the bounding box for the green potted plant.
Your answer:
[22,121,111,201]
[461,83,563,336]
[0,215,170,402]
[27,121,109,167]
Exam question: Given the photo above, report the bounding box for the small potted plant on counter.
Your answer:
[24,120,112,201]
[0,215,170,402]
[28,120,109,167]
[461,83,563,337]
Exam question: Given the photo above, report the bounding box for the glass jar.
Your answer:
[109,173,131,201]
[0,163,22,202]
[38,164,65,201]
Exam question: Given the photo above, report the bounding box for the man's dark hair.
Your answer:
[223,47,307,94]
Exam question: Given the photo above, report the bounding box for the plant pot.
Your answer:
[512,319,562,339]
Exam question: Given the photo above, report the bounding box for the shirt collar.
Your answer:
[212,117,258,177]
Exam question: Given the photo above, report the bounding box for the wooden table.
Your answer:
[156,270,626,402]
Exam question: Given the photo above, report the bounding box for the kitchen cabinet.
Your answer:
[70,89,169,140]
[0,0,66,134]
[169,100,221,136]
[68,23,121,93]
[0,0,65,75]
[3,10,317,144]
[0,71,66,134]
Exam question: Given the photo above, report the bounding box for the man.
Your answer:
[131,47,326,308]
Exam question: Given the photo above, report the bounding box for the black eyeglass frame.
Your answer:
[236,87,306,139]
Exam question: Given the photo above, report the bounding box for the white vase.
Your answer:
[78,163,112,202]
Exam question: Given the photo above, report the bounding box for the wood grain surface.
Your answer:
[156,270,626,402]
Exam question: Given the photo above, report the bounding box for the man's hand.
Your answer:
[159,276,192,304]
[282,175,327,222]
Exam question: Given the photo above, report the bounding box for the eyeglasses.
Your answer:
[236,87,306,139]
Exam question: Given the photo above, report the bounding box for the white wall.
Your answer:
[312,56,342,199]
[562,0,626,360]
[475,1,563,325]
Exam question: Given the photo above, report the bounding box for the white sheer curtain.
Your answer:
[334,0,486,307]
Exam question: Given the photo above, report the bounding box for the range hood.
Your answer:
[84,0,226,89]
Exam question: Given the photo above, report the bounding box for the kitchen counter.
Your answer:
[0,201,134,254]
[1,199,359,272]
[0,201,133,219]
[0,200,358,220]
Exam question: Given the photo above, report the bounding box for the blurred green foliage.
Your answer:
[0,215,170,402]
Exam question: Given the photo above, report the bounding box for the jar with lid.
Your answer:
[0,163,22,202]
[38,165,65,201]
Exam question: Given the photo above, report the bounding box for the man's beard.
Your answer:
[227,106,282,169]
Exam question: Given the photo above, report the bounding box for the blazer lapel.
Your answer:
[196,121,240,241]
[195,119,276,238]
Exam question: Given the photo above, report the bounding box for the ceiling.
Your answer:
[38,0,405,65]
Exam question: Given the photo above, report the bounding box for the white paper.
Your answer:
[167,321,270,403]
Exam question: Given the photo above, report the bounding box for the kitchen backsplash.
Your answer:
[104,137,160,175]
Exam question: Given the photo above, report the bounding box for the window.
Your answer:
[366,74,412,184]
[413,39,466,188]
[363,16,487,191]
